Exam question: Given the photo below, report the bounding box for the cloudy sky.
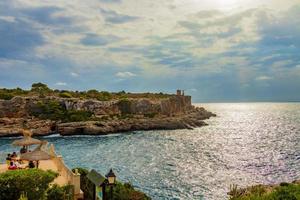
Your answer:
[0,0,300,102]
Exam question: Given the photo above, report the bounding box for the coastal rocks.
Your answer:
[0,94,216,137]
[62,99,120,115]
[0,118,56,137]
[57,108,214,136]
[0,97,28,118]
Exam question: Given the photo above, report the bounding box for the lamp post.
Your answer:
[106,169,116,200]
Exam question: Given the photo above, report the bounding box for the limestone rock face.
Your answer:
[0,97,28,118]
[117,96,193,116]
[0,95,216,137]
[62,99,120,115]
[57,108,215,136]
[0,95,193,118]
[0,117,55,137]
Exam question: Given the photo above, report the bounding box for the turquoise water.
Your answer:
[1,103,300,200]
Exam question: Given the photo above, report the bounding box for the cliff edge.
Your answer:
[0,88,215,137]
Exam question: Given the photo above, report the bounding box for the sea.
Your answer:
[1,103,300,200]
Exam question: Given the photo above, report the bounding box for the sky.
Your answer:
[0,0,300,102]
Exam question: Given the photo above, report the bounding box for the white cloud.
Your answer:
[115,71,137,78]
[256,76,272,81]
[55,82,67,86]
[70,72,79,77]
[0,16,15,22]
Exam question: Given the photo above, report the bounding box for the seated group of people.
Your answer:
[6,151,35,170]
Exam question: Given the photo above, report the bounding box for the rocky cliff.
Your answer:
[0,95,215,137]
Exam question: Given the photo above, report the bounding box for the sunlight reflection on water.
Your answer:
[0,103,300,200]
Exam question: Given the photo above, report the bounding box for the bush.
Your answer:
[31,82,52,97]
[30,100,93,122]
[0,169,58,200]
[118,98,132,114]
[59,92,73,98]
[107,182,151,200]
[144,113,157,118]
[66,110,93,122]
[0,91,14,100]
[229,183,300,200]
[46,184,74,200]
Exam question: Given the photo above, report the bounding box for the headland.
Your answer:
[0,83,216,137]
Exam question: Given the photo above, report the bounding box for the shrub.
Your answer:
[0,91,14,100]
[107,182,151,200]
[0,169,58,200]
[144,113,157,118]
[59,92,73,98]
[46,184,74,200]
[30,100,93,122]
[229,183,300,200]
[118,98,132,114]
[30,100,65,121]
[96,91,112,101]
[66,110,93,122]
[31,82,52,97]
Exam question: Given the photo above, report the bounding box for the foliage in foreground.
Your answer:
[0,169,58,200]
[107,182,151,200]
[0,169,74,200]
[229,182,300,200]
[46,184,74,200]
[73,167,151,200]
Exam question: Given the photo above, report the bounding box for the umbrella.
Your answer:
[20,141,51,168]
[12,129,42,147]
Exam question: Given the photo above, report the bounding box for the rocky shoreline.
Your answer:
[0,107,216,137]
[57,107,216,136]
[0,90,216,137]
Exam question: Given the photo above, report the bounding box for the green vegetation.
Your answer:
[0,87,29,100]
[229,182,300,200]
[0,82,171,101]
[72,167,151,200]
[0,169,58,200]
[107,182,151,200]
[59,92,73,98]
[118,98,132,114]
[30,100,93,122]
[144,112,157,118]
[46,184,74,200]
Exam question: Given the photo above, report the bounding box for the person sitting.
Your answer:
[6,154,11,166]
[20,146,27,154]
[11,152,17,158]
[8,161,17,170]
[15,160,24,169]
[28,161,35,168]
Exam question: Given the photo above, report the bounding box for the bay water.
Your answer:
[1,103,300,199]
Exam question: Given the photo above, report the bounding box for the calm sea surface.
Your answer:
[1,103,300,200]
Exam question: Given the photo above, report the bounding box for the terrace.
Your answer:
[0,130,83,200]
